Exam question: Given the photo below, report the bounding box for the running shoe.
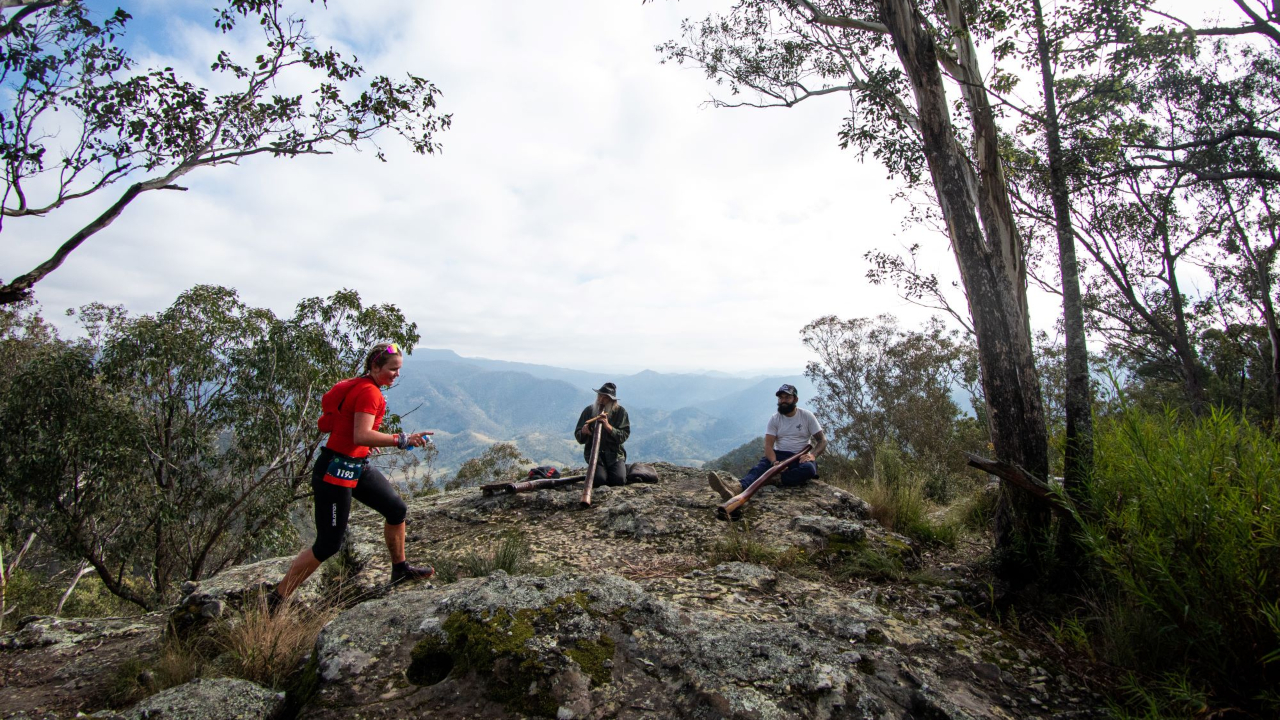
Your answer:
[390,562,435,585]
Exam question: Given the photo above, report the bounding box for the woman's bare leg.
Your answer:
[276,548,322,599]
[384,522,406,564]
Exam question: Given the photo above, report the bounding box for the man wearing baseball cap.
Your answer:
[574,382,631,487]
[708,383,826,499]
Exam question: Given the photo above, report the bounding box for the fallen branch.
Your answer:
[965,453,1075,518]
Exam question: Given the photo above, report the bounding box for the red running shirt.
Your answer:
[324,377,386,458]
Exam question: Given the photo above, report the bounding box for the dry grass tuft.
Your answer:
[219,593,338,690]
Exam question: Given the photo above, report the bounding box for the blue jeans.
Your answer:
[739,449,818,490]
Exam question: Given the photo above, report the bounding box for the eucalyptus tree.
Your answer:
[449,443,529,491]
[1217,179,1280,421]
[1069,167,1220,407]
[1013,1,1280,417]
[1156,4,1280,421]
[0,0,450,304]
[659,0,1054,557]
[0,286,418,609]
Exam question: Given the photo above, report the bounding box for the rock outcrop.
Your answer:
[1,463,1105,719]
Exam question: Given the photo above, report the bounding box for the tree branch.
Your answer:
[1129,126,1280,152]
[790,0,889,34]
[966,452,1075,517]
[0,1,61,41]
[0,177,189,304]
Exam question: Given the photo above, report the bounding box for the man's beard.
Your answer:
[593,399,616,416]
[777,401,797,414]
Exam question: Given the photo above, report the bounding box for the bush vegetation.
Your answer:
[106,592,339,708]
[821,445,963,548]
[1,568,132,631]
[1075,407,1280,714]
[446,443,530,491]
[0,290,419,610]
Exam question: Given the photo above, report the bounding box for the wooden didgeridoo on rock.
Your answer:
[580,421,604,508]
[716,443,813,521]
[480,474,587,496]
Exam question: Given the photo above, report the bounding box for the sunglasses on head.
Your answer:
[384,343,400,355]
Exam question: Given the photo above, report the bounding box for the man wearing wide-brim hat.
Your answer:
[574,382,631,487]
[708,383,827,499]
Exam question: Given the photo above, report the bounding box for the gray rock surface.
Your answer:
[100,677,283,720]
[0,463,1108,720]
[0,615,159,652]
[791,515,868,543]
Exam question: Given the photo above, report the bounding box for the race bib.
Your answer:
[323,454,364,488]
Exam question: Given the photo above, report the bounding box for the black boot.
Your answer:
[390,561,435,585]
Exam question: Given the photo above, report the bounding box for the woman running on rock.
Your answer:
[269,341,433,610]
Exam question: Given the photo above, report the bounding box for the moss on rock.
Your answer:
[442,608,556,715]
[404,593,611,716]
[565,634,616,687]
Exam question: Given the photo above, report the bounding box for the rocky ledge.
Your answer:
[1,464,1106,719]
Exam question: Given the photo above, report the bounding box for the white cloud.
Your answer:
[10,0,958,373]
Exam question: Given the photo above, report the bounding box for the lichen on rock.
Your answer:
[95,677,283,720]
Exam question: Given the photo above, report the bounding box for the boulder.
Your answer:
[101,677,283,720]
[790,515,868,544]
[304,569,1009,719]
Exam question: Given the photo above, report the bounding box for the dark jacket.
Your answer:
[574,404,630,465]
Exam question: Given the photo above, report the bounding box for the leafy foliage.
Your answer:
[0,286,418,609]
[1079,407,1280,713]
[801,313,985,492]
[0,0,450,303]
[0,567,128,631]
[447,442,529,491]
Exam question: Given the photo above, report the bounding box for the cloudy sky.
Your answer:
[7,0,1209,374]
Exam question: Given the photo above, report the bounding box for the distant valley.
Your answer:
[384,349,815,473]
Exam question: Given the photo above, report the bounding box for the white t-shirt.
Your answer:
[766,408,823,454]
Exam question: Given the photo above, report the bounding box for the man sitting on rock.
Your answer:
[574,382,632,487]
[708,384,827,499]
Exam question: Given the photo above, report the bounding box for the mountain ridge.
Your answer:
[385,350,816,473]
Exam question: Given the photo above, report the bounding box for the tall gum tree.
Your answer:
[659,0,1052,561]
[1011,1,1280,419]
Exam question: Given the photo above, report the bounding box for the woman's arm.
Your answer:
[352,412,429,449]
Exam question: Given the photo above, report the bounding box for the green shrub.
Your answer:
[947,484,999,534]
[1079,407,1280,713]
[826,443,957,548]
[829,546,906,582]
[452,443,530,489]
[1,568,132,630]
